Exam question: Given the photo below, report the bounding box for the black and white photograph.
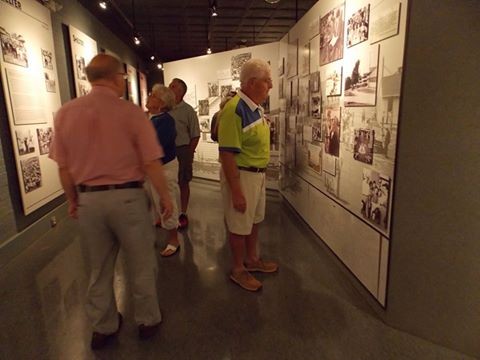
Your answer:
[323,106,341,157]
[299,42,310,77]
[370,2,401,44]
[325,64,342,97]
[347,5,370,48]
[75,55,87,80]
[220,84,232,99]
[310,71,320,93]
[41,48,53,69]
[307,143,322,173]
[279,77,284,99]
[78,82,89,96]
[44,72,56,93]
[325,172,339,196]
[198,99,209,116]
[320,4,345,66]
[312,123,322,144]
[353,128,375,164]
[287,38,298,78]
[199,118,210,133]
[208,82,219,97]
[16,129,35,155]
[261,96,270,114]
[0,27,28,67]
[278,57,284,76]
[361,169,390,229]
[20,156,42,193]
[36,127,53,155]
[344,44,379,107]
[231,52,251,80]
[299,76,310,116]
[311,95,321,118]
[290,79,299,115]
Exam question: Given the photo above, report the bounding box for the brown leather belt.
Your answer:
[238,166,266,173]
[78,181,143,192]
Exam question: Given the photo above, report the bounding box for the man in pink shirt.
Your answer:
[49,54,173,349]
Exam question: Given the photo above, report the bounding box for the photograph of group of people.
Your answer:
[0,27,28,68]
[361,169,390,229]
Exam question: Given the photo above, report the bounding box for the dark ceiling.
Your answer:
[79,0,318,64]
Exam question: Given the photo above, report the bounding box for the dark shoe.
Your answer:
[91,313,123,350]
[138,322,160,340]
[229,270,262,291]
[178,213,188,229]
[245,259,279,273]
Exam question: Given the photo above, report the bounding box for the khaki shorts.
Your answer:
[176,146,193,184]
[220,169,266,236]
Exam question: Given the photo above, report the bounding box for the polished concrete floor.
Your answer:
[0,180,474,360]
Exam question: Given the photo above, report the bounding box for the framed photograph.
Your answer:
[278,57,285,76]
[361,169,391,229]
[325,172,339,197]
[231,52,251,80]
[37,127,53,155]
[311,95,322,118]
[353,128,375,164]
[20,156,42,193]
[75,55,87,80]
[198,99,209,116]
[299,76,310,116]
[261,96,270,114]
[323,106,341,157]
[344,44,379,107]
[370,3,401,44]
[0,28,28,67]
[310,71,320,93]
[312,122,322,144]
[15,129,35,155]
[322,153,336,176]
[220,84,232,99]
[347,5,370,48]
[299,42,310,77]
[78,82,89,96]
[44,72,56,93]
[199,118,210,133]
[320,4,345,66]
[307,144,322,174]
[41,49,53,69]
[287,38,298,79]
[279,77,284,99]
[325,64,342,97]
[208,82,219,97]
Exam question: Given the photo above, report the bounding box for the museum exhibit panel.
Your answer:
[0,0,478,357]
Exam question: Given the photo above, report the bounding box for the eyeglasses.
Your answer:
[117,72,128,80]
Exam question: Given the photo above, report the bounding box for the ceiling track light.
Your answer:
[99,1,107,10]
[150,55,155,60]
[157,63,163,70]
[207,48,212,54]
[264,0,280,4]
[134,36,140,45]
[211,5,218,17]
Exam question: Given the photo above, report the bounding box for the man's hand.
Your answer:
[232,189,246,213]
[68,200,78,219]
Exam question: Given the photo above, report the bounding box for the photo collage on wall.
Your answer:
[280,0,405,235]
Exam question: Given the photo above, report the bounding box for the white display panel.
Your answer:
[0,0,63,214]
[126,63,139,105]
[68,25,97,97]
[139,71,148,111]
[279,0,408,304]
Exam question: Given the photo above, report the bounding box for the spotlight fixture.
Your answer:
[207,48,212,54]
[99,1,107,10]
[150,55,155,60]
[264,0,280,3]
[157,63,163,70]
[134,36,141,45]
[211,5,218,17]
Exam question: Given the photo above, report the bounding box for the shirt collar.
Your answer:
[238,90,261,112]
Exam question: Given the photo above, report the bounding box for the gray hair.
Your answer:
[151,84,176,111]
[239,58,271,87]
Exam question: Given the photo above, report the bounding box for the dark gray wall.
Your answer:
[0,1,147,248]
[387,0,480,357]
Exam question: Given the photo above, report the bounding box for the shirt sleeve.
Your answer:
[188,107,201,139]
[134,109,164,163]
[218,105,241,153]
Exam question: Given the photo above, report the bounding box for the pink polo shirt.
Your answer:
[49,86,163,185]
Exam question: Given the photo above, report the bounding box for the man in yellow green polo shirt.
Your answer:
[218,58,279,292]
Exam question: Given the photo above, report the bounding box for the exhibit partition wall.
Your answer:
[0,0,63,215]
[163,42,280,189]
[126,63,139,105]
[278,0,408,305]
[68,25,97,97]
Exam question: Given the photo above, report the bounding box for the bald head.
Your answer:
[86,54,123,83]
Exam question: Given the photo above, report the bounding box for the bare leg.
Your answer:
[245,223,259,263]
[229,232,246,272]
[180,182,190,214]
